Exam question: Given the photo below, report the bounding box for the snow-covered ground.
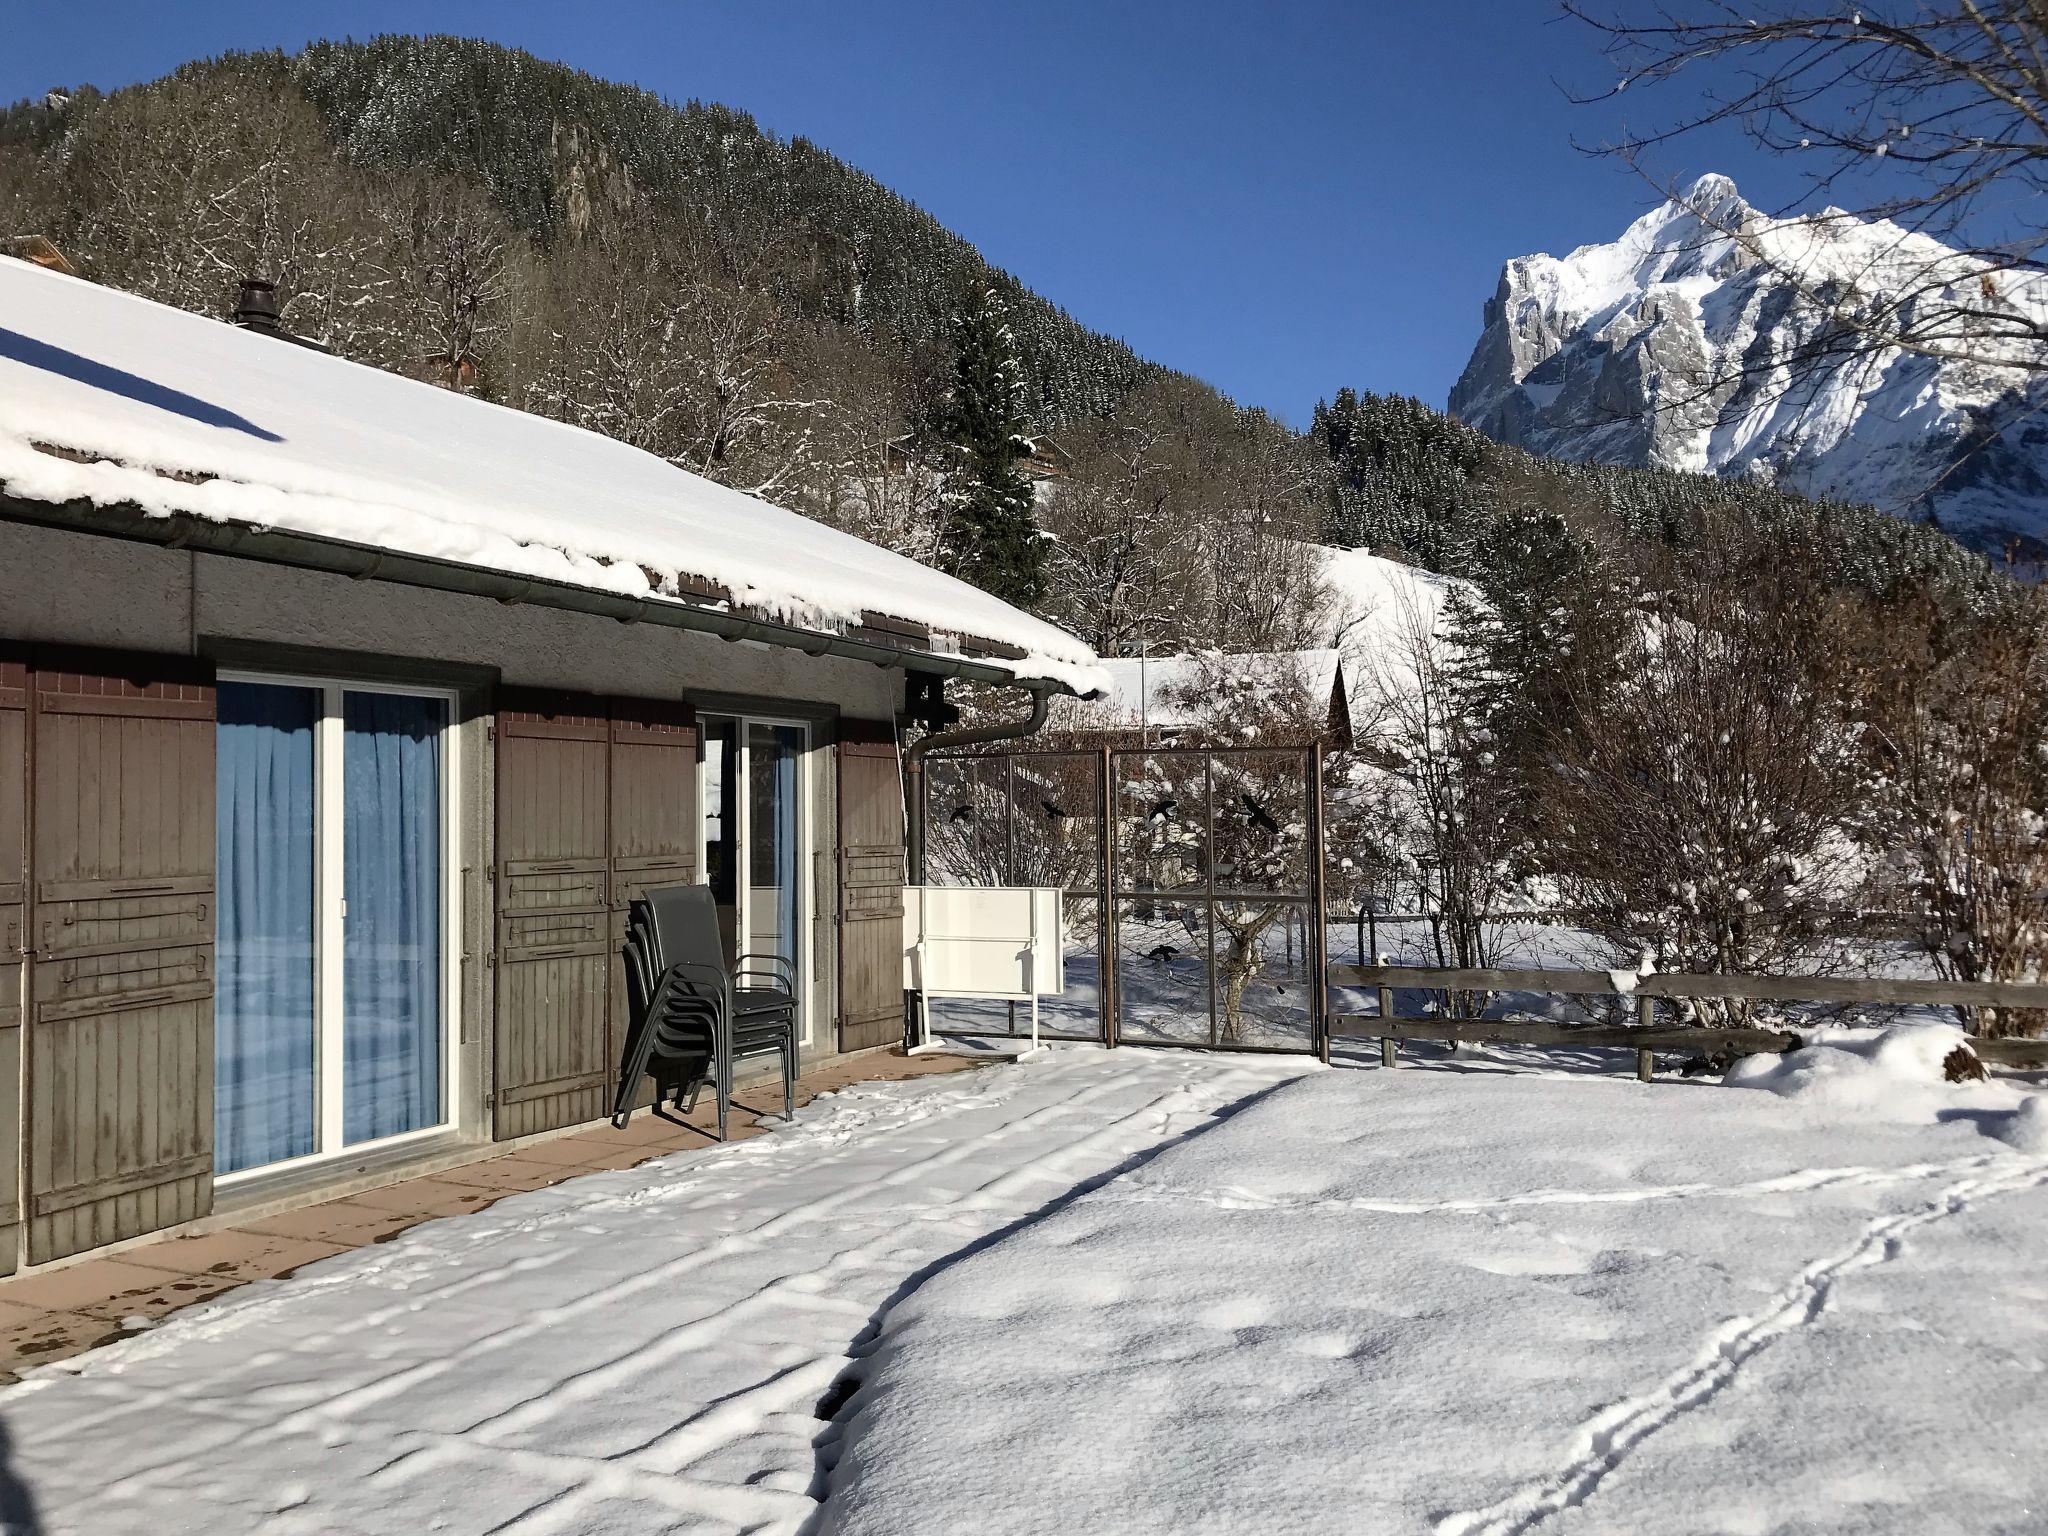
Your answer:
[6,1030,2043,1536]
[821,1030,2048,1536]
[0,1048,1304,1536]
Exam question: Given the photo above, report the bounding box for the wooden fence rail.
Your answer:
[1324,963,2048,1076]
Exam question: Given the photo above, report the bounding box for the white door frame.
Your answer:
[215,671,463,1186]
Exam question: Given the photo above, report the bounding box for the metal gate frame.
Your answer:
[918,741,1328,1059]
[919,746,1115,1043]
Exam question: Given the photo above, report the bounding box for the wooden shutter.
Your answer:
[26,650,215,1264]
[606,697,697,1114]
[837,721,907,1054]
[0,650,24,1274]
[493,692,702,1136]
[493,691,612,1139]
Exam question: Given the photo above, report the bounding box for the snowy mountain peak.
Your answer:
[1449,176,2048,557]
[1676,171,1750,229]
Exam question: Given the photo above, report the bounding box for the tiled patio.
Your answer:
[0,1049,987,1383]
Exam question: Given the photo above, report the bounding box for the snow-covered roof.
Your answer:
[0,257,1106,694]
[1069,649,1345,732]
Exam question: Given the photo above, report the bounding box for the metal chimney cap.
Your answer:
[231,277,281,331]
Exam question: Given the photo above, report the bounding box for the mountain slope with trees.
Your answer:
[0,33,2001,660]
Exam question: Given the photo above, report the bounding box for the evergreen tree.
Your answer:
[1444,506,1624,868]
[938,285,1045,605]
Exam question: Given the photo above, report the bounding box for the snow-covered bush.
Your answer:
[1725,1022,1986,1115]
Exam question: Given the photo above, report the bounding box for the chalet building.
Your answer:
[0,256,1103,1274]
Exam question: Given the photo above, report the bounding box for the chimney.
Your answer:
[231,277,282,334]
[227,278,330,353]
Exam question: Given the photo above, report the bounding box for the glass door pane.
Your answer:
[214,682,320,1175]
[703,718,739,961]
[746,723,804,996]
[341,691,445,1145]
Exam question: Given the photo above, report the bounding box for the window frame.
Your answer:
[700,712,816,1050]
[214,669,464,1186]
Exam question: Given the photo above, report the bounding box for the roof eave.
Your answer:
[0,490,1084,696]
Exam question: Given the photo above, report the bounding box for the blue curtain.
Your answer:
[214,682,319,1175]
[342,692,444,1145]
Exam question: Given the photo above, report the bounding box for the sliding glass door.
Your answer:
[703,716,811,1041]
[215,676,457,1178]
[748,722,805,1004]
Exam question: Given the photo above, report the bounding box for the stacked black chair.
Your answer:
[613,901,714,1127]
[612,884,800,1140]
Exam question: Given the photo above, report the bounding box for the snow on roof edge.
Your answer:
[0,257,1109,697]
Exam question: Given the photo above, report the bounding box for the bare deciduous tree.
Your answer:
[1040,376,1331,658]
[1540,525,1875,1008]
[1867,586,2048,1035]
[1356,592,1524,1010]
[59,66,381,337]
[365,172,523,390]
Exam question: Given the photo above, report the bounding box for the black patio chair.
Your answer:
[611,913,716,1127]
[622,884,800,1141]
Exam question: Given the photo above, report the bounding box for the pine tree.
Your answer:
[1444,506,1624,868]
[938,285,1046,606]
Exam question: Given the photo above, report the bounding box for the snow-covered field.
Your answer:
[4,1029,2043,1536]
[821,1029,2048,1536]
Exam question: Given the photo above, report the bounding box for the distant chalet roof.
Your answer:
[1069,649,1349,736]
[0,257,1106,696]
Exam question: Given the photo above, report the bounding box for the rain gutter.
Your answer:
[902,686,1052,883]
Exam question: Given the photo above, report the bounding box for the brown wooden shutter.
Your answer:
[606,697,697,1114]
[26,650,216,1264]
[837,720,907,1054]
[0,649,25,1274]
[492,690,612,1138]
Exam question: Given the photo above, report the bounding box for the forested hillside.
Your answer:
[0,35,2000,660]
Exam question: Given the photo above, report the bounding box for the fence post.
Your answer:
[1379,984,1397,1068]
[1099,744,1117,1048]
[1636,992,1656,1081]
[1309,741,1330,1065]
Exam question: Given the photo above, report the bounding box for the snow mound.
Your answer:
[1995,1094,2048,1155]
[1724,1023,1997,1120]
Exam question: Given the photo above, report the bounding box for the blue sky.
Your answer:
[2,2,1796,425]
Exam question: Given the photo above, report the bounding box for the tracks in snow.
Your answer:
[1433,1157,2048,1536]
[5,1050,1304,1536]
[1097,1154,2004,1220]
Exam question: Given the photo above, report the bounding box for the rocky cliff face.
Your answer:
[1449,174,2048,557]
